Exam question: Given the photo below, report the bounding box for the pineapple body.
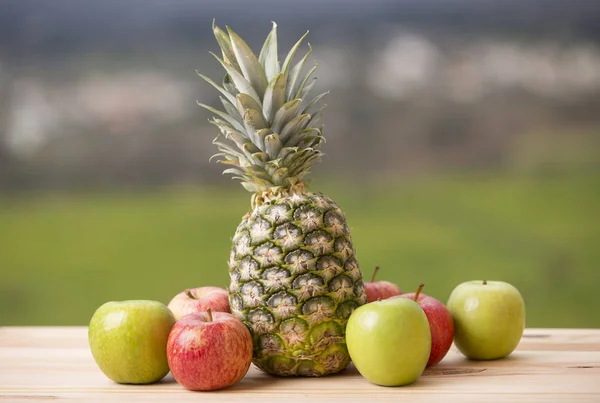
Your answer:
[229,191,367,376]
[198,21,368,376]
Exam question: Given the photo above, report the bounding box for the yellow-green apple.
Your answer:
[364,266,402,303]
[395,283,454,366]
[447,280,526,360]
[167,309,252,391]
[88,300,176,384]
[346,297,431,386]
[167,286,230,320]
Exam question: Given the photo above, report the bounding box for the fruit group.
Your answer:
[168,286,230,320]
[88,300,176,384]
[364,266,402,302]
[447,280,526,360]
[346,298,431,386]
[397,283,454,366]
[198,22,367,376]
[167,309,253,391]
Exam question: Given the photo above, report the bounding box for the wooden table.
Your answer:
[1,327,599,402]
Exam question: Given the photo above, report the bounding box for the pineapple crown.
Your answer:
[198,21,327,199]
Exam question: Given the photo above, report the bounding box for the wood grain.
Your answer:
[1,327,599,402]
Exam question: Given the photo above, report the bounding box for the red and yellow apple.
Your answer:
[166,309,253,391]
[167,286,230,320]
[396,283,454,367]
[364,266,402,303]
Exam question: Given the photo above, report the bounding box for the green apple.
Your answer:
[88,300,176,384]
[446,280,526,360]
[346,297,431,387]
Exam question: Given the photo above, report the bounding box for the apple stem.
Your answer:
[207,307,213,322]
[483,280,487,285]
[371,266,380,283]
[414,282,425,301]
[185,289,195,299]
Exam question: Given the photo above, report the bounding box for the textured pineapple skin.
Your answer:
[228,191,367,376]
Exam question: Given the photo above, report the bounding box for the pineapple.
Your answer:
[198,21,367,377]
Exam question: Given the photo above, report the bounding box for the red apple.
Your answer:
[167,286,230,320]
[166,309,253,391]
[396,283,454,367]
[365,266,402,303]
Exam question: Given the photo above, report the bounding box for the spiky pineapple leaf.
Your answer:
[225,128,259,153]
[286,43,312,101]
[288,148,320,171]
[196,71,236,105]
[223,74,239,97]
[198,102,245,132]
[282,147,311,166]
[272,99,302,134]
[236,93,265,122]
[277,146,299,160]
[263,72,286,124]
[242,182,260,192]
[209,117,238,137]
[285,150,315,173]
[212,135,246,161]
[220,96,243,124]
[201,23,331,193]
[258,22,280,82]
[245,165,273,182]
[243,108,268,135]
[299,77,317,100]
[212,20,241,72]
[210,52,261,104]
[287,128,322,148]
[290,154,321,177]
[302,91,329,115]
[209,152,234,164]
[297,134,324,149]
[279,114,310,143]
[208,152,227,164]
[295,64,318,99]
[255,128,272,152]
[251,151,269,166]
[264,133,283,159]
[281,31,309,79]
[270,167,290,185]
[307,104,327,127]
[226,26,268,99]
[222,167,246,176]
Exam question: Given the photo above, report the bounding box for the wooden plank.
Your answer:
[1,327,599,402]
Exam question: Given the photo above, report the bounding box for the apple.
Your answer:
[346,297,431,386]
[88,300,176,384]
[364,266,402,303]
[446,280,526,360]
[167,309,253,391]
[396,283,454,367]
[167,286,230,320]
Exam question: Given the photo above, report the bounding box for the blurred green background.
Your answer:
[2,173,599,327]
[1,0,599,327]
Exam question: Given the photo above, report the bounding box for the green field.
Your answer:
[1,173,599,328]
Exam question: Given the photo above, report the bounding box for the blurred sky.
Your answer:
[1,0,599,189]
[2,0,600,56]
